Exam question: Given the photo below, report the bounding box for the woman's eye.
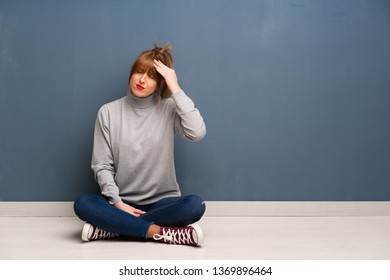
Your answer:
[149,75,155,79]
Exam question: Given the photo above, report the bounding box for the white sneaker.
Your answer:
[81,223,119,241]
[153,223,204,246]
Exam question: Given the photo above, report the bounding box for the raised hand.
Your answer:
[153,59,181,94]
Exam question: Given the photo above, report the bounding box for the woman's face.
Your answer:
[129,70,157,98]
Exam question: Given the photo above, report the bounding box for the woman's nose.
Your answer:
[139,73,147,84]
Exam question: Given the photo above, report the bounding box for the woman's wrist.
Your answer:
[169,84,181,94]
[114,201,124,208]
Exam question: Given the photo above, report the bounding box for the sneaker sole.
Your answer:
[81,223,93,242]
[190,223,204,246]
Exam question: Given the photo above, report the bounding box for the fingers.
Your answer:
[153,59,176,79]
[131,207,145,217]
[153,59,165,68]
[153,59,171,74]
[134,208,146,215]
[153,59,181,93]
[115,202,145,217]
[153,60,164,75]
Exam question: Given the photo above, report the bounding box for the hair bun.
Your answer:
[153,42,172,53]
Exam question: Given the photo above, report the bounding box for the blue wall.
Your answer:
[1,0,390,201]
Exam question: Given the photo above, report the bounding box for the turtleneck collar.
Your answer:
[125,88,159,109]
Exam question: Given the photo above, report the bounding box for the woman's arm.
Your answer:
[91,106,145,216]
[91,106,121,204]
[171,90,206,141]
[154,60,206,141]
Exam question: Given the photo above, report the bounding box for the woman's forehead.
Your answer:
[136,58,154,70]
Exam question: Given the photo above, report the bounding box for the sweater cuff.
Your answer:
[106,195,122,205]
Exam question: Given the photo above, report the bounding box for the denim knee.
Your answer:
[186,195,206,222]
[73,193,97,220]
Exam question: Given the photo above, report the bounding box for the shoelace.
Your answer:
[153,227,194,245]
[92,227,118,240]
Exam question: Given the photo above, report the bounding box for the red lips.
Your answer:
[136,84,145,90]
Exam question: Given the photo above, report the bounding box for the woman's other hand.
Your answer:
[114,201,145,217]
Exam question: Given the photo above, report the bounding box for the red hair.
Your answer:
[128,42,174,98]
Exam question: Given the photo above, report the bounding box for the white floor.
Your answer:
[1,215,389,260]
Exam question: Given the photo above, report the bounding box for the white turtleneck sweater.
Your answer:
[91,89,206,205]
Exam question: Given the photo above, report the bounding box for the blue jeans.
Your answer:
[73,194,206,239]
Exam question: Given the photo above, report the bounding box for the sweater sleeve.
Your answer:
[91,106,121,204]
[171,90,206,141]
